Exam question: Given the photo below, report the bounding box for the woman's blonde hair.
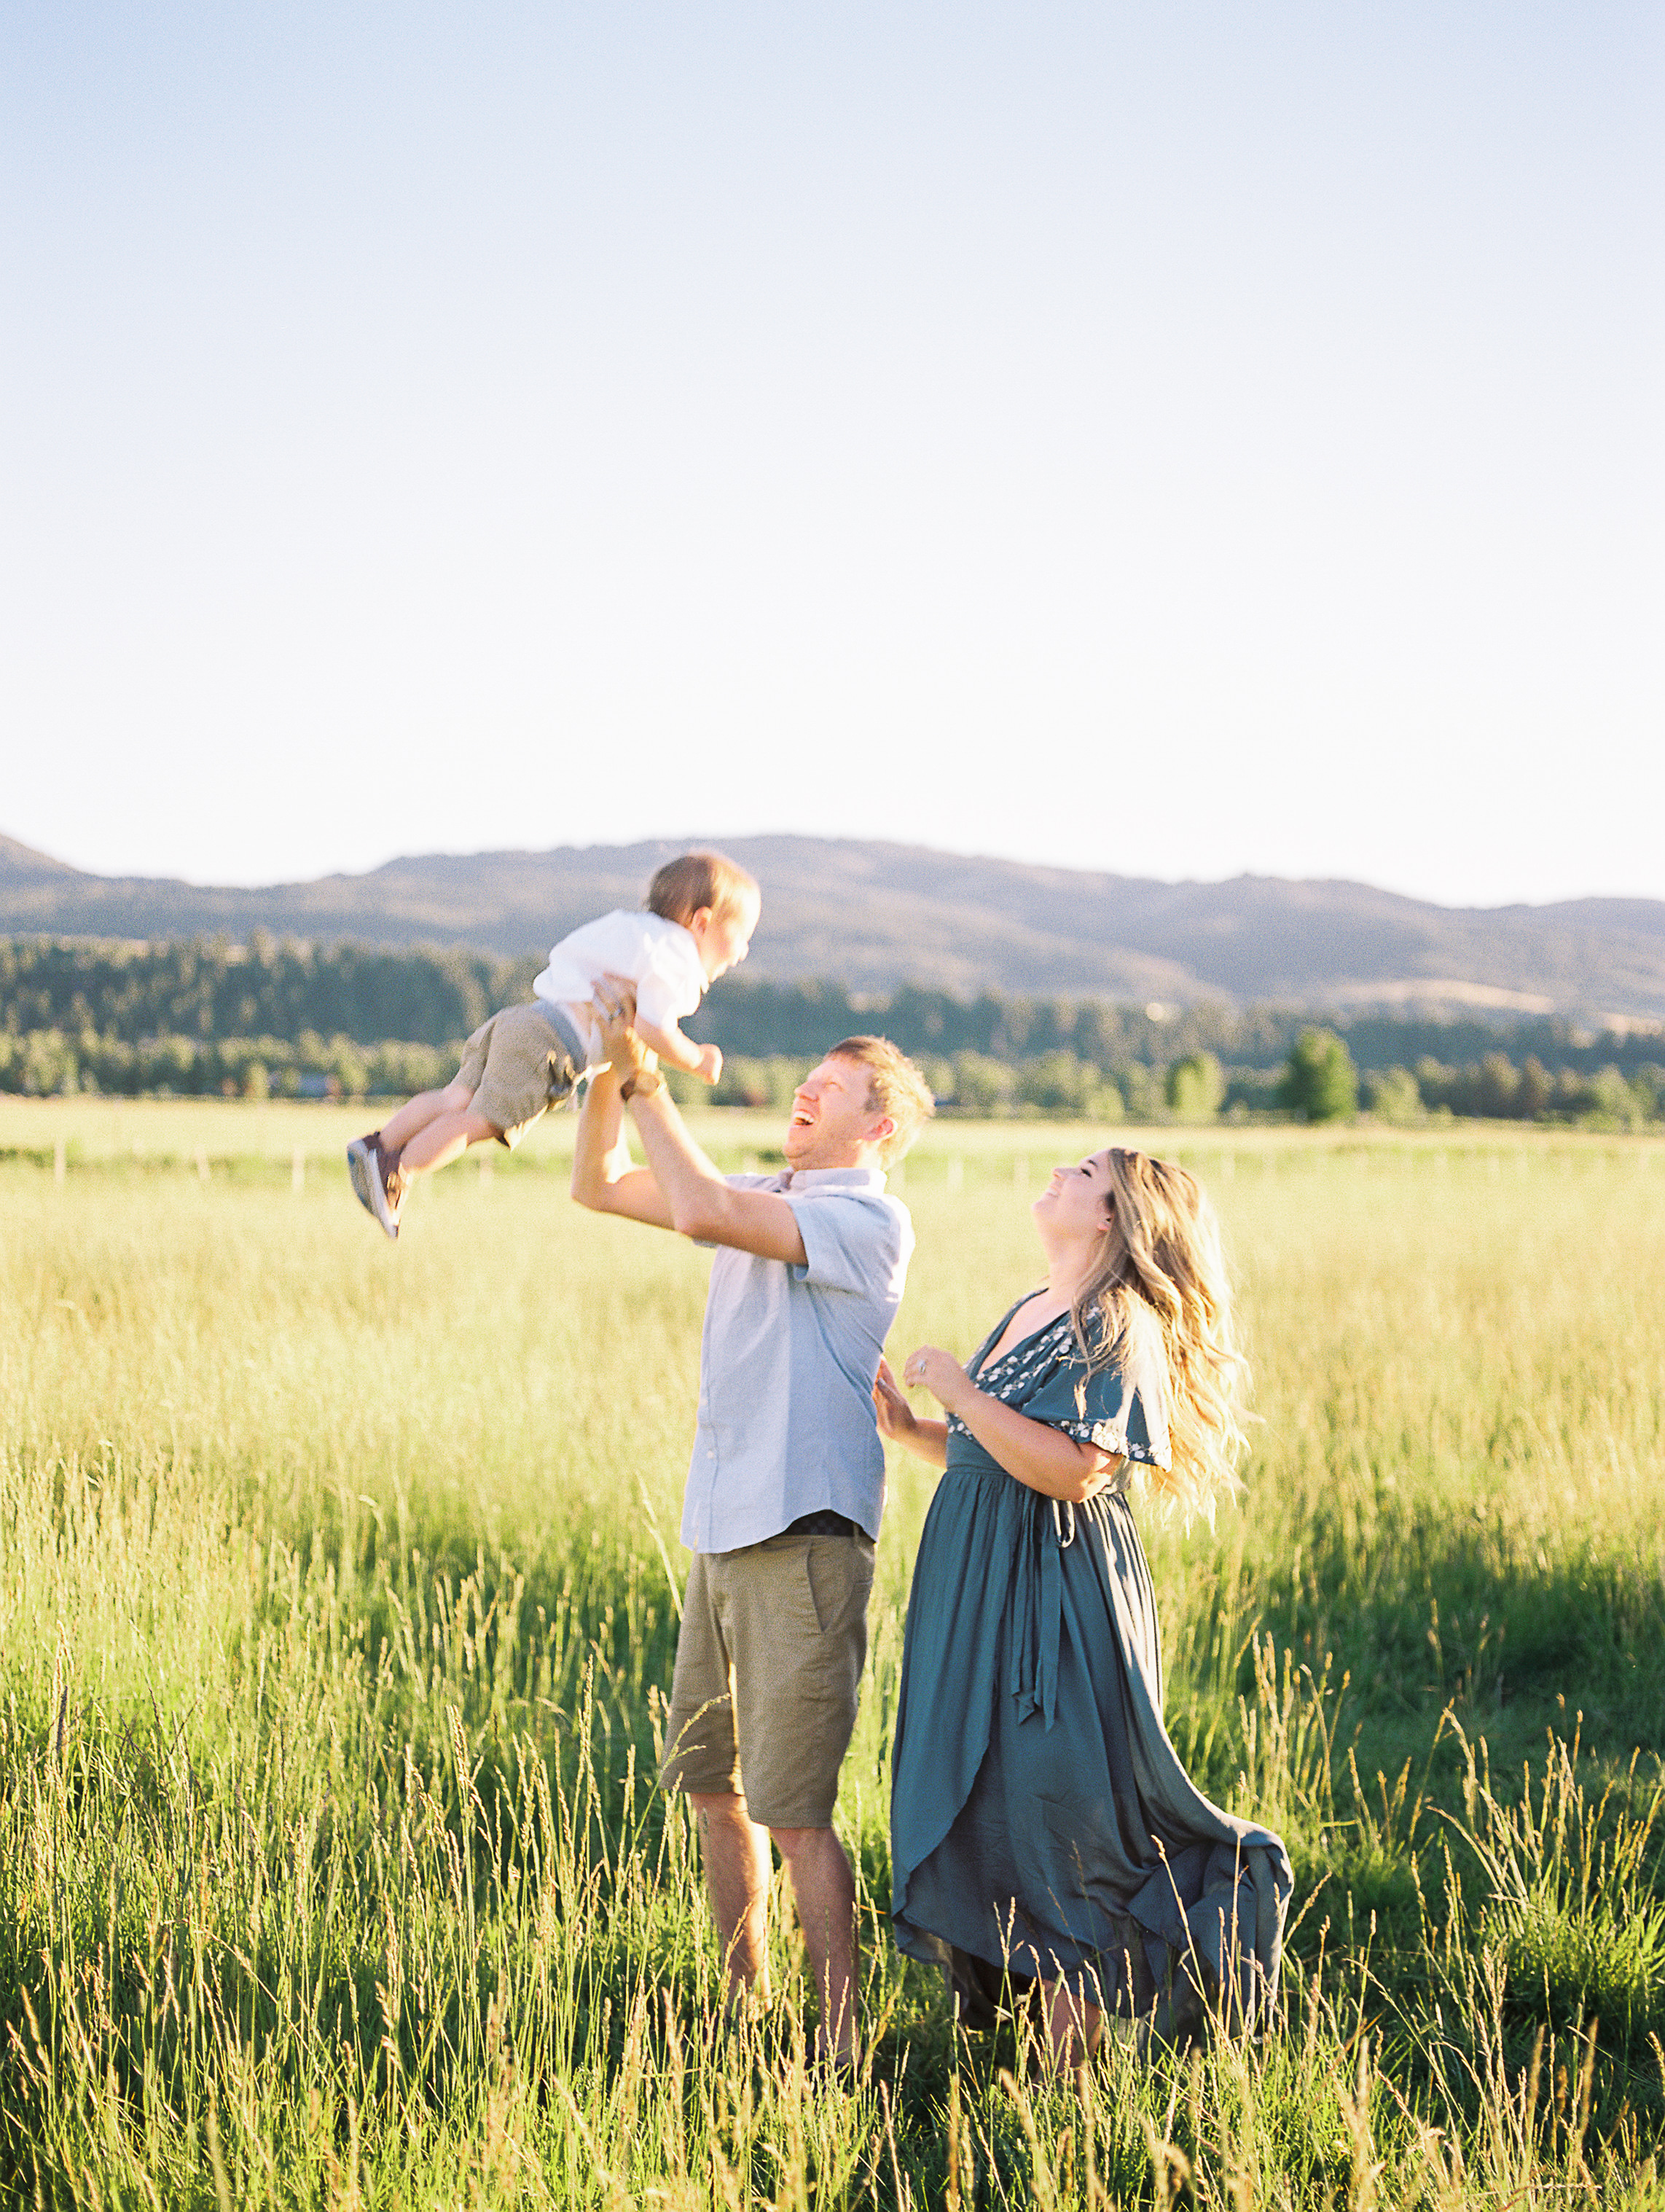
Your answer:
[1070,1146,1250,1523]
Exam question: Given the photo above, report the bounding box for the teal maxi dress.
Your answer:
[890,1300,1292,2040]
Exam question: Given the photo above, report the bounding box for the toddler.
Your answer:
[347,850,759,1238]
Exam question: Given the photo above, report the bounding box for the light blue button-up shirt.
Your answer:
[680,1167,915,1554]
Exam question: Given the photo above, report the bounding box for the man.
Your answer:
[571,1007,934,2066]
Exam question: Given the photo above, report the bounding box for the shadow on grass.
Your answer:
[1200,1499,1665,1776]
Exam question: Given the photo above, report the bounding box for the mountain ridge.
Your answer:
[3,831,1661,1017]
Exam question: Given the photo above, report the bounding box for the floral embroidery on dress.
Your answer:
[944,1304,1165,1469]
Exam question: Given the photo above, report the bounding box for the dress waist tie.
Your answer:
[1008,1495,1079,1732]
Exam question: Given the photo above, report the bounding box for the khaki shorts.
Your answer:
[455,1004,580,1148]
[662,1531,876,1830]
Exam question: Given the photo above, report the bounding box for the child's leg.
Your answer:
[397,1106,504,1176]
[377,1079,477,1155]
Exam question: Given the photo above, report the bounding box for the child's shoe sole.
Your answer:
[347,1138,399,1237]
[367,1144,402,1239]
[345,1138,379,1220]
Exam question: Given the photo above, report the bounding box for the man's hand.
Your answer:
[695,1042,724,1084]
[581,988,807,1263]
[590,977,656,1084]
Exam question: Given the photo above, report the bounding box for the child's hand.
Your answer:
[695,1044,723,1084]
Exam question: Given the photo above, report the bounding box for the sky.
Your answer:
[2,3,1661,910]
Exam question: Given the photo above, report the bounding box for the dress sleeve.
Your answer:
[1023,1345,1172,1470]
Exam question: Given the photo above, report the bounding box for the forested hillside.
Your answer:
[0,936,533,1050]
[4,937,1661,1125]
[6,830,1665,1013]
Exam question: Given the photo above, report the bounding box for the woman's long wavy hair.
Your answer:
[1069,1146,1250,1523]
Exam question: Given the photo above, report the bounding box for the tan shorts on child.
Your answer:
[661,1530,875,1831]
[455,1003,581,1148]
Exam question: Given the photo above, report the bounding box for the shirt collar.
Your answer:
[777,1166,888,1192]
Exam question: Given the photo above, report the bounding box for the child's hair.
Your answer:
[646,851,759,928]
[1069,1147,1250,1524]
[826,1036,936,1165]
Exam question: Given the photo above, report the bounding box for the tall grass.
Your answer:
[1,1121,1664,2203]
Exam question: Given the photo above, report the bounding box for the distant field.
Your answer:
[2,1105,1663,2204]
[7,1085,1661,1172]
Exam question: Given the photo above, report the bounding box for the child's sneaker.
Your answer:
[346,1135,380,1222]
[375,1143,406,1239]
[347,1135,403,1238]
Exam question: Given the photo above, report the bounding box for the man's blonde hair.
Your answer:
[646,851,759,927]
[827,1036,936,1165]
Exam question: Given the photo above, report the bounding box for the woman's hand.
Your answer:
[901,1345,974,1418]
[904,1341,1123,1504]
[874,1356,949,1469]
[874,1356,920,1442]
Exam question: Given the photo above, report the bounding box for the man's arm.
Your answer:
[627,1086,808,1262]
[570,1061,675,1227]
[591,998,808,1265]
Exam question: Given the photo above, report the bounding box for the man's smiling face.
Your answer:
[784,1055,894,1171]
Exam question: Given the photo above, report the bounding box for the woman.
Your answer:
[877,1147,1290,2069]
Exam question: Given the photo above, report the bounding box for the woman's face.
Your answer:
[1033,1150,1115,1243]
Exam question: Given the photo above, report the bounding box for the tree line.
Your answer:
[1,937,1661,1126]
[0,936,528,1050]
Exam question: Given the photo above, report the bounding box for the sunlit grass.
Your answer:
[2,1114,1664,2201]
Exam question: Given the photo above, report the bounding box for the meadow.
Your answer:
[2,1096,1664,2207]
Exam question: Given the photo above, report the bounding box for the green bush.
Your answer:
[1363,1066,1421,1124]
[1166,1051,1225,1122]
[1280,1028,1358,1122]
[1580,1065,1648,1131]
[1015,1052,1123,1120]
[1116,1061,1164,1120]
[947,1052,1016,1117]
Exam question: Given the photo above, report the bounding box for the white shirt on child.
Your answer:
[532,910,708,1070]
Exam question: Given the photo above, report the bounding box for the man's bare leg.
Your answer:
[772,1824,858,2062]
[692,1791,772,2007]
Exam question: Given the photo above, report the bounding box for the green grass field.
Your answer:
[2,1100,1664,2205]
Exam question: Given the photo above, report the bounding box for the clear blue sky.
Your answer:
[3,4,1660,906]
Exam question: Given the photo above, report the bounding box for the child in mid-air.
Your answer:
[346,850,759,1238]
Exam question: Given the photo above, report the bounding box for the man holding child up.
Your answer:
[571,1009,933,2071]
